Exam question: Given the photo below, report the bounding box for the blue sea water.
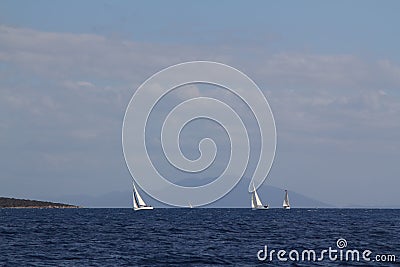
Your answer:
[0,208,399,266]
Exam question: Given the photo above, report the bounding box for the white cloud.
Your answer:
[251,52,400,93]
[1,25,399,147]
[0,25,231,83]
[270,87,400,151]
[62,80,95,90]
[377,59,400,84]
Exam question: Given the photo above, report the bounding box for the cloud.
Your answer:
[377,59,400,85]
[0,25,233,84]
[271,88,400,145]
[250,52,400,92]
[2,24,400,95]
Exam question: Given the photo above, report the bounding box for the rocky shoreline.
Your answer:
[0,197,80,209]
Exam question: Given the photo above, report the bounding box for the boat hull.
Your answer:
[252,206,269,210]
[134,206,154,211]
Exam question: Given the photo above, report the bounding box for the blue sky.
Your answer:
[1,1,399,207]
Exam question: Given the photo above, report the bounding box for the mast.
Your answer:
[133,185,139,209]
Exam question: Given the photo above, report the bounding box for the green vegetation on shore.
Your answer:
[0,197,79,208]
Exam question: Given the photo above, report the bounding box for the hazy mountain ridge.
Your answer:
[55,184,332,208]
[213,184,332,208]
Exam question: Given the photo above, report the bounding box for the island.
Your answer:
[0,197,80,208]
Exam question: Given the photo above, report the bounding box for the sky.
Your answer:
[1,1,399,207]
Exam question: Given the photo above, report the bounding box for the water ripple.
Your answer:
[0,209,399,266]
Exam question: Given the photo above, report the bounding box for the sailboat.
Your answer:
[251,183,269,210]
[283,190,291,210]
[132,182,153,211]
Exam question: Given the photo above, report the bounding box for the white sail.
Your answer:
[251,183,268,209]
[283,190,290,209]
[133,182,153,210]
[133,183,147,207]
[251,193,256,209]
[253,188,263,207]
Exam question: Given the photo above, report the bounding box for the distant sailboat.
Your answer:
[188,202,193,209]
[132,183,153,211]
[251,183,269,210]
[283,190,291,210]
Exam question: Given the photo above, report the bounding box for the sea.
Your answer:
[0,208,399,266]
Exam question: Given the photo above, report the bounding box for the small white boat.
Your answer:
[132,182,153,211]
[251,183,269,210]
[283,190,291,210]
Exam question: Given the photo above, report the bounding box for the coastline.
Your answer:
[1,206,81,209]
[0,197,81,209]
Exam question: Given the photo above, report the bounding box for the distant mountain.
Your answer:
[0,197,79,208]
[57,182,332,208]
[57,192,131,208]
[210,183,332,208]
